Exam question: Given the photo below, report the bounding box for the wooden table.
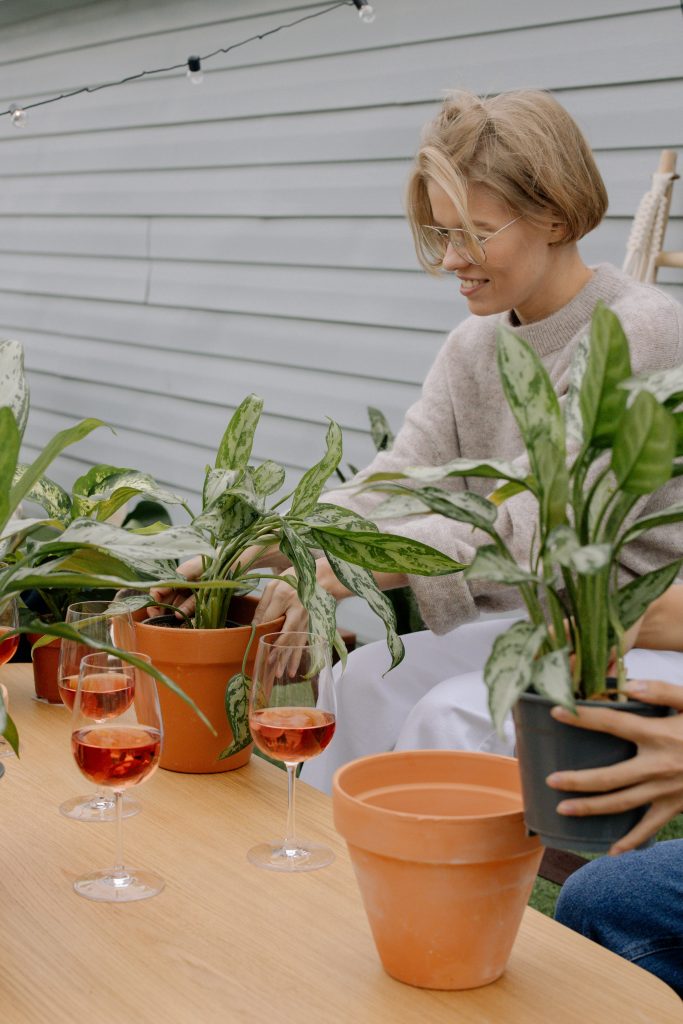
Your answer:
[1,665,681,1024]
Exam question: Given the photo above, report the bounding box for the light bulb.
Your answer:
[186,56,203,85]
[9,103,27,128]
[357,2,375,22]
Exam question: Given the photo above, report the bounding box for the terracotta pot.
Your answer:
[332,750,542,990]
[27,633,63,704]
[133,596,283,774]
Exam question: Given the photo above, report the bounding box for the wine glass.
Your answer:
[0,596,20,758]
[71,651,164,902]
[247,632,337,872]
[58,600,141,821]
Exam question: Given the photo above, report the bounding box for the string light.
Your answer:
[9,103,27,128]
[353,0,376,22]
[0,1,375,126]
[186,56,203,85]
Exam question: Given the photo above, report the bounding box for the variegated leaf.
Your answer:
[289,420,343,517]
[484,621,547,734]
[306,582,337,650]
[546,527,611,575]
[300,503,379,533]
[497,325,565,455]
[367,406,394,452]
[400,458,530,485]
[13,466,71,520]
[564,329,590,446]
[220,672,252,759]
[579,303,632,448]
[615,559,683,631]
[464,545,540,585]
[41,520,214,571]
[622,363,683,407]
[251,460,286,497]
[531,648,574,709]
[620,501,683,546]
[89,471,187,522]
[203,467,241,510]
[10,418,106,512]
[280,522,317,606]
[325,551,404,671]
[372,493,431,519]
[0,407,20,531]
[216,394,264,471]
[611,391,676,494]
[0,339,29,439]
[311,526,466,575]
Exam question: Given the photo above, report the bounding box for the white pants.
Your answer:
[301,617,683,795]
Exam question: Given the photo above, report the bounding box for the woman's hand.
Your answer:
[546,679,683,854]
[252,557,353,637]
[150,555,204,619]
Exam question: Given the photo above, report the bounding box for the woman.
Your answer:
[162,90,683,792]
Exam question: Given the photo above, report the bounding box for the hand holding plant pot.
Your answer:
[361,302,683,850]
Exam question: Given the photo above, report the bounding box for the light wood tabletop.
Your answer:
[1,664,681,1024]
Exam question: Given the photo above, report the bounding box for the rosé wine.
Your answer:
[0,627,19,667]
[72,725,161,787]
[250,706,335,763]
[60,671,134,718]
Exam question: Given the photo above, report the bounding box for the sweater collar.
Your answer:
[500,264,626,357]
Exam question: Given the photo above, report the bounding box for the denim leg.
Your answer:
[555,840,683,997]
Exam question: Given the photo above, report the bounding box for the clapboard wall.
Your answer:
[0,0,681,637]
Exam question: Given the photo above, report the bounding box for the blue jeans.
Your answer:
[555,840,683,997]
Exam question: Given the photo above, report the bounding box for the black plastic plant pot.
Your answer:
[512,691,672,853]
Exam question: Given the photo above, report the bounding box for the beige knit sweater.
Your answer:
[323,264,683,634]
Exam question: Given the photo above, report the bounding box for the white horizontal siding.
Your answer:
[0,0,681,642]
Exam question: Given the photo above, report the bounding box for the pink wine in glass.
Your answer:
[250,707,336,762]
[0,628,19,667]
[71,726,161,787]
[60,671,134,718]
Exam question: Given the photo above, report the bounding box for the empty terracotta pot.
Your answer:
[133,596,283,773]
[332,750,543,990]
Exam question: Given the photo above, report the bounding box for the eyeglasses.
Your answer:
[420,216,521,266]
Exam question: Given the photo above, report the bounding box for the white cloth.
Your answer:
[301,619,683,795]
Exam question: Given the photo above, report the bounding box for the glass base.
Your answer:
[59,793,141,822]
[74,867,164,903]
[247,840,335,872]
[0,736,15,759]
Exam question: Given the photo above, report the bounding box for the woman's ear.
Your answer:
[548,218,568,244]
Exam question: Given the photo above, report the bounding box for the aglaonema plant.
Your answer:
[358,303,683,733]
[140,393,466,759]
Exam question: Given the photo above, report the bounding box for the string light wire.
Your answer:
[0,1,372,123]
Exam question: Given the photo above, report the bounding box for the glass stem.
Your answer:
[284,763,298,852]
[113,790,126,879]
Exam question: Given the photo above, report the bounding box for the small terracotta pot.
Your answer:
[27,633,63,704]
[134,596,283,774]
[332,750,542,990]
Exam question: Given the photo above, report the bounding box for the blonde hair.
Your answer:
[406,89,608,272]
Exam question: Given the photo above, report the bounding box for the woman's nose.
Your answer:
[441,243,473,272]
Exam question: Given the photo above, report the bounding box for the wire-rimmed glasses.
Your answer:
[420,216,521,265]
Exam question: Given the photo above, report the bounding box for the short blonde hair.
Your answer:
[406,89,608,272]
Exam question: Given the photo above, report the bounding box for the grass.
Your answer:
[528,814,683,917]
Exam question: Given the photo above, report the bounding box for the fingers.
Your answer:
[609,798,683,854]
[550,703,646,743]
[547,755,651,795]
[623,678,683,711]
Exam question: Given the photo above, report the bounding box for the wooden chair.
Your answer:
[623,149,681,283]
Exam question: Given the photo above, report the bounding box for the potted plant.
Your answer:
[132,394,465,774]
[0,338,226,755]
[360,302,683,851]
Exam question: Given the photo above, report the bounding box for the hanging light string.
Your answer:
[1,0,375,125]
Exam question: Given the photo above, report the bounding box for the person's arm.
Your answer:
[546,679,683,854]
[633,584,683,652]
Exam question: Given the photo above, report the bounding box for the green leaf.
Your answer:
[306,582,338,651]
[546,527,611,575]
[496,324,565,460]
[367,406,394,452]
[1,709,19,757]
[564,330,590,446]
[484,621,547,734]
[579,303,632,448]
[622,364,683,407]
[620,501,683,546]
[280,522,317,606]
[10,418,107,513]
[397,458,531,486]
[488,479,529,506]
[215,394,264,471]
[531,648,574,709]
[0,339,29,439]
[220,672,252,759]
[464,545,540,585]
[532,438,568,532]
[300,503,379,533]
[289,420,343,517]
[203,468,241,510]
[615,560,683,631]
[372,493,434,519]
[0,408,20,531]
[325,551,404,671]
[383,487,499,532]
[611,391,676,494]
[14,467,72,521]
[251,460,286,497]
[311,526,467,575]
